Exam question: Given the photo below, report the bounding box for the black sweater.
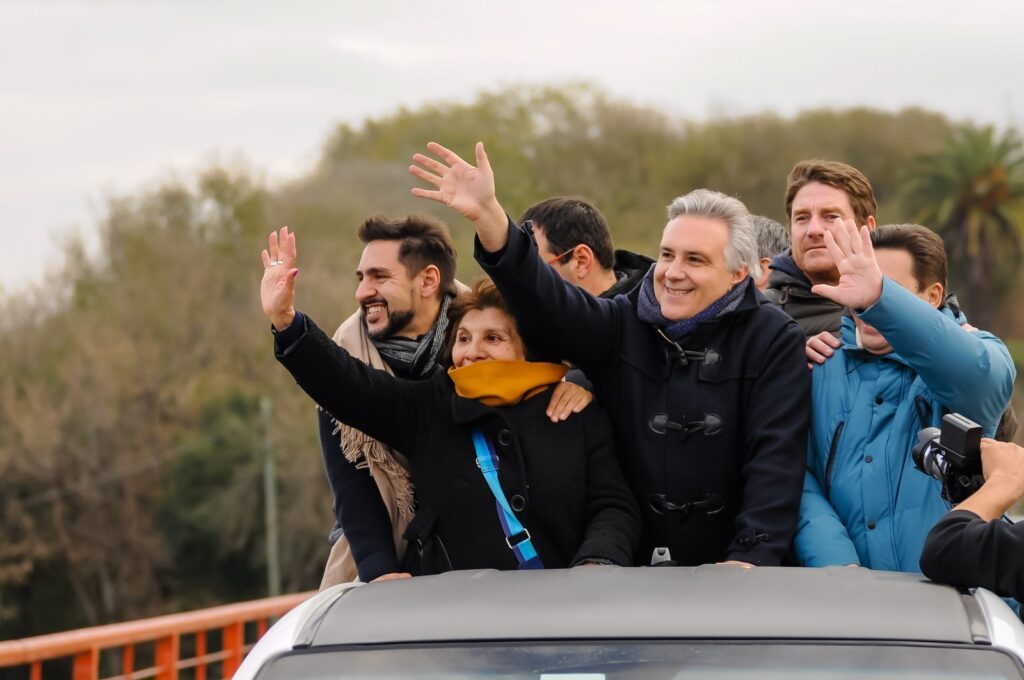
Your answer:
[277,314,641,573]
[920,509,1024,601]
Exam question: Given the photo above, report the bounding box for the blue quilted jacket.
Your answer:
[795,279,1015,571]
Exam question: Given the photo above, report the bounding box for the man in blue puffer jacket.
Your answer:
[795,221,1015,571]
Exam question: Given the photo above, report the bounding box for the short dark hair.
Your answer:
[871,224,947,290]
[750,215,790,260]
[519,197,615,269]
[358,214,457,296]
[443,278,540,364]
[785,160,877,226]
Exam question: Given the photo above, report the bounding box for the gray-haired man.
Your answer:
[409,141,810,568]
[751,215,790,291]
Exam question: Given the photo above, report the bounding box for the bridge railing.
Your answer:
[0,591,312,680]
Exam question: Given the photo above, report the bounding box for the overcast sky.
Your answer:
[4,0,1024,293]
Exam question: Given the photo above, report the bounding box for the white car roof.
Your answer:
[292,566,1011,647]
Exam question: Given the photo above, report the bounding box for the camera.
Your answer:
[912,413,984,503]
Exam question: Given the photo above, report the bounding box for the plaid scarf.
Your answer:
[637,265,750,341]
[373,294,454,378]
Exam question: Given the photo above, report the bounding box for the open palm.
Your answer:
[410,142,496,222]
[260,226,299,329]
[810,219,883,310]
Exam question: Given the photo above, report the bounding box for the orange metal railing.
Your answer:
[0,591,312,680]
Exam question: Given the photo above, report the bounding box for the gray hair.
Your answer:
[666,189,761,280]
[750,215,791,261]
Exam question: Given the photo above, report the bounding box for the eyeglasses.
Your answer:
[546,247,577,266]
[519,220,578,266]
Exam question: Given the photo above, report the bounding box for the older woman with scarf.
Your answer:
[262,227,640,574]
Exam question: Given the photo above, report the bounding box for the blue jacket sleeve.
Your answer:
[475,218,623,377]
[317,408,400,581]
[858,279,1015,435]
[795,468,862,567]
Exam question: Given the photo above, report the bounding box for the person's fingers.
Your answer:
[552,386,592,421]
[570,393,589,413]
[806,347,827,364]
[807,340,828,358]
[858,224,873,258]
[822,230,845,268]
[547,391,570,421]
[831,218,854,256]
[426,141,466,167]
[371,572,412,582]
[281,227,296,264]
[268,230,280,261]
[840,218,860,255]
[475,141,491,174]
[261,249,271,267]
[549,383,584,420]
[806,334,836,364]
[283,267,299,296]
[824,333,841,348]
[411,187,444,202]
[409,164,443,187]
[810,283,840,302]
[412,153,448,175]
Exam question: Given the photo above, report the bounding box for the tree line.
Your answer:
[1,83,1022,638]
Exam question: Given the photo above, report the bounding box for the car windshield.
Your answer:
[257,641,1023,679]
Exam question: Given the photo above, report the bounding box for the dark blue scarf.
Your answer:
[636,265,750,341]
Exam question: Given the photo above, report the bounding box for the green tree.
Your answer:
[905,126,1024,330]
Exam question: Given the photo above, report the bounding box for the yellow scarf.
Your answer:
[447,360,569,406]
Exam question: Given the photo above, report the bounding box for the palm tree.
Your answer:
[904,126,1024,330]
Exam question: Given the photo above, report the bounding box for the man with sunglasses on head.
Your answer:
[520,197,653,300]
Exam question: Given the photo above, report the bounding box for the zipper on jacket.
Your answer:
[824,421,845,502]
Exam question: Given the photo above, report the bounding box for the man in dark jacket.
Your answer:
[315,214,461,586]
[762,159,877,337]
[519,196,653,299]
[920,438,1024,602]
[410,141,810,567]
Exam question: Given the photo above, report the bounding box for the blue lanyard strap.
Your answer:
[471,430,544,570]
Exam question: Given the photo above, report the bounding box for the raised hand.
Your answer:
[260,226,299,330]
[809,218,883,311]
[410,141,509,251]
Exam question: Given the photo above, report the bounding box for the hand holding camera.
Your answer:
[913,413,985,504]
[959,439,1024,521]
[914,412,1024,515]
[919,420,1024,603]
